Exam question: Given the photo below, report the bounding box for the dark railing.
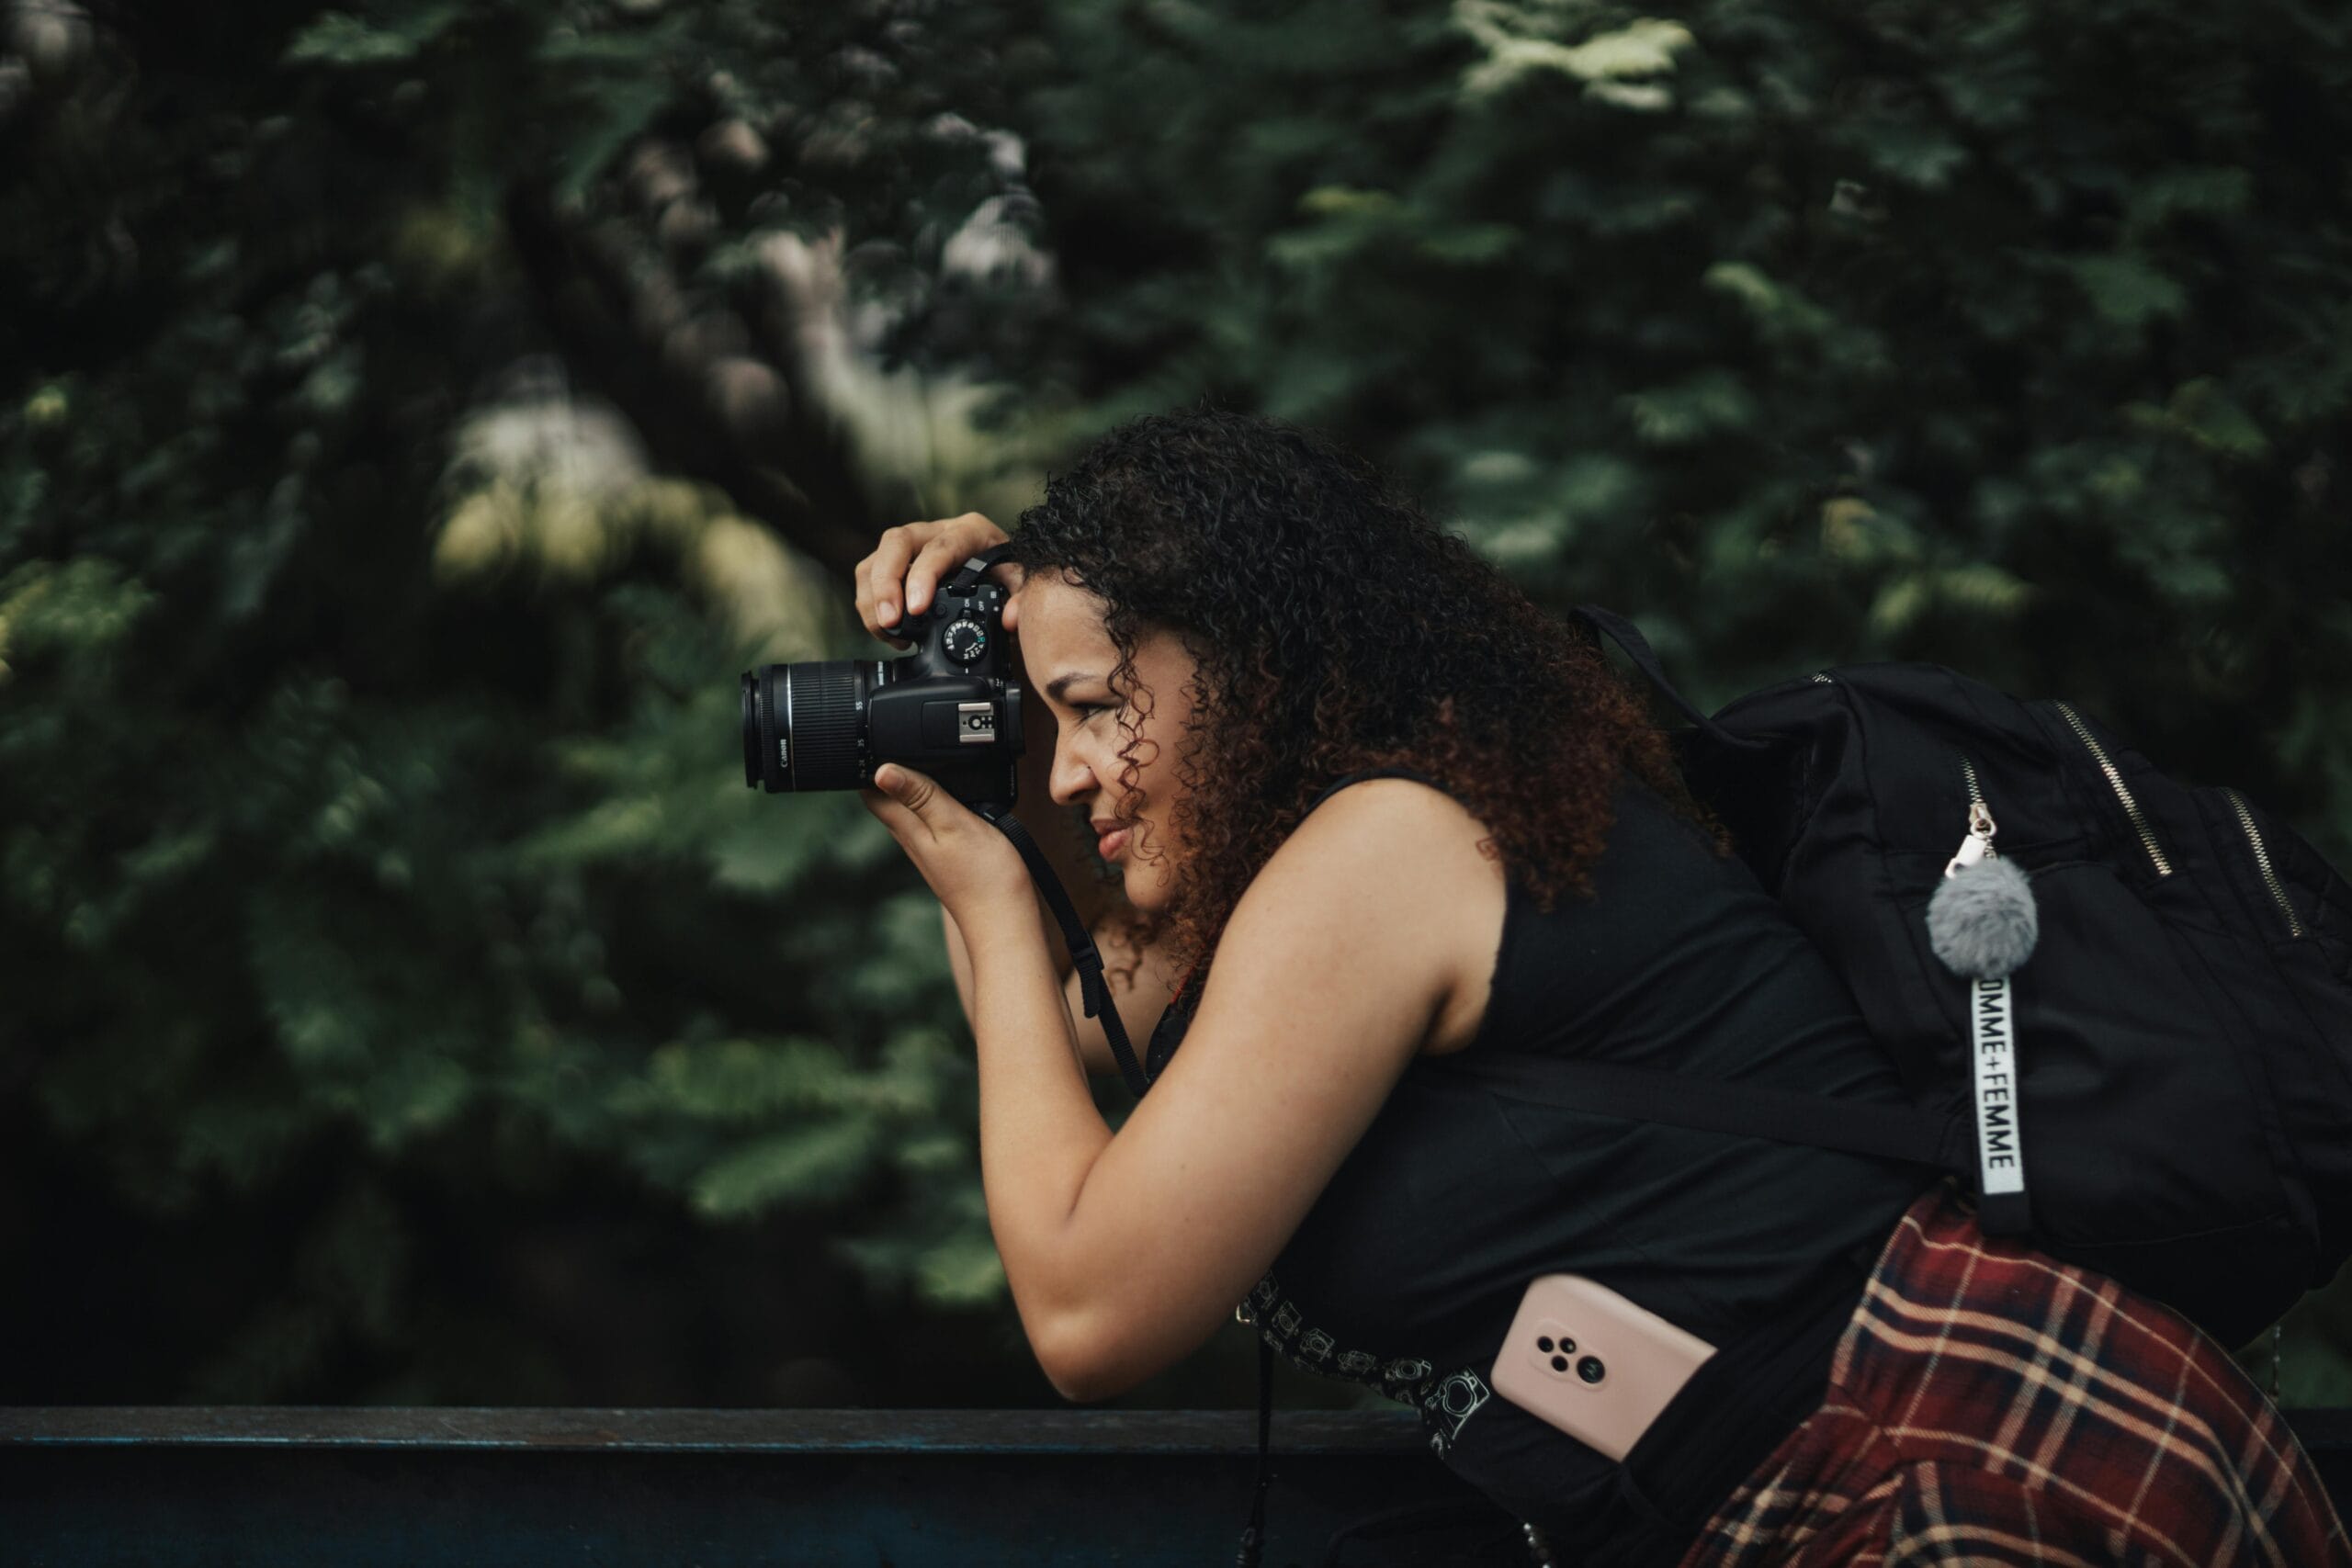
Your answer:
[5,1407,2349,1566]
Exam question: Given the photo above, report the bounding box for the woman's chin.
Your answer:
[1121,864,1179,914]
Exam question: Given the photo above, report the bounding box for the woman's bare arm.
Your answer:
[1027,778,1499,1400]
[944,896,1182,1079]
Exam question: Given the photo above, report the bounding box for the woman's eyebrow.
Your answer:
[1045,671,1102,703]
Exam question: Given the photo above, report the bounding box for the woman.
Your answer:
[854,407,2349,1566]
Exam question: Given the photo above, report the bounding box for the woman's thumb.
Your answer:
[874,763,932,809]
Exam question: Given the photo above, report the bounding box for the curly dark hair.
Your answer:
[1006,402,1729,993]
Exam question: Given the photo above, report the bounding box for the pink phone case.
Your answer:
[1489,1274,1718,1463]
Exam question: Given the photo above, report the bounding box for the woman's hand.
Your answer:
[854,512,1024,645]
[861,763,1035,931]
[854,515,1040,925]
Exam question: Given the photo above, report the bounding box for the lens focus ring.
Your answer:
[786,661,864,790]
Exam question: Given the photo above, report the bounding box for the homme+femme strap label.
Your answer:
[1972,976,2024,1196]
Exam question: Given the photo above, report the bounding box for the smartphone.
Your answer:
[1488,1274,1718,1463]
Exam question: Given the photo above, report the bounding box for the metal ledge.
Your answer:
[2,1408,2346,1567]
[0,1407,1527,1568]
[0,1404,1432,1453]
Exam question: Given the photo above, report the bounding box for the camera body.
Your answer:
[741,573,1024,817]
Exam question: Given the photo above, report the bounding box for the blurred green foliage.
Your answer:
[2,0,2348,1409]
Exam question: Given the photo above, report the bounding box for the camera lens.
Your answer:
[741,660,873,793]
[1576,1356,1605,1385]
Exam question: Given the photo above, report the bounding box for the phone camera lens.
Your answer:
[1577,1356,1605,1384]
[1536,1337,1554,1352]
[1549,1355,1567,1372]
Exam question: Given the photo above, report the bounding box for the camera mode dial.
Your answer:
[943,618,989,665]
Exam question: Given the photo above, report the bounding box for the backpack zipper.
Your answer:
[1818,677,2000,872]
[2224,786,2303,938]
[2052,699,2173,877]
[1946,755,1998,875]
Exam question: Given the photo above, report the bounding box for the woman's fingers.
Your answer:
[855,523,936,642]
[860,772,922,841]
[904,533,970,618]
[875,762,937,814]
[854,513,1007,645]
[908,517,1010,615]
[865,524,926,630]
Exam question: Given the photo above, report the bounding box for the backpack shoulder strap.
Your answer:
[1306,761,1959,1172]
[1572,605,1770,753]
[1441,1049,1965,1175]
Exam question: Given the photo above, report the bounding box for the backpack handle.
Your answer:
[1572,605,1770,754]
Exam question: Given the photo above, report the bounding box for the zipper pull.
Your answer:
[1946,798,1997,878]
[1929,758,2038,981]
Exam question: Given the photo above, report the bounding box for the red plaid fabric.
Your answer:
[1677,1177,2350,1567]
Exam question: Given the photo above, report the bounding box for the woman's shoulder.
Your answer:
[1293,771,1494,859]
[1164,768,1512,1012]
[1269,773,1509,1055]
[1195,773,1507,991]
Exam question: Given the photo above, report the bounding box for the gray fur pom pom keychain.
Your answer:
[1927,784,2040,979]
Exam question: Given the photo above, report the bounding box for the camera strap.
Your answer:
[982,807,1153,1099]
[962,538,1283,1565]
[953,543,1156,1100]
[941,547,1012,597]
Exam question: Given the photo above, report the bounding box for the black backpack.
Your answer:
[1453,606,2352,1354]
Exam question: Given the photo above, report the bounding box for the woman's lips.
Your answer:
[1095,827,1130,861]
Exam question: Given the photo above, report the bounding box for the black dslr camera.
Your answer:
[740,556,1025,818]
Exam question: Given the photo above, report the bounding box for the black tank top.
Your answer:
[1145,767,1938,1565]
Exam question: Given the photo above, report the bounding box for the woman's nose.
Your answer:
[1047,740,1093,807]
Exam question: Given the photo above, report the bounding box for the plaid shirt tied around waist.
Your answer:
[1677,1177,2351,1568]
